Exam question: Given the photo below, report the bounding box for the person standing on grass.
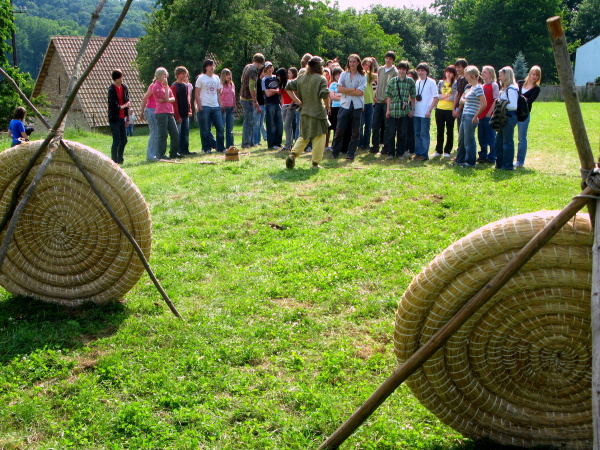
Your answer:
[383,60,415,160]
[516,65,541,168]
[152,67,180,160]
[171,66,196,156]
[453,66,486,168]
[495,66,519,170]
[433,65,457,158]
[254,65,268,147]
[326,67,343,152]
[358,57,377,151]
[452,59,468,155]
[477,65,499,164]
[331,54,366,162]
[240,53,265,149]
[263,64,284,150]
[413,62,438,161]
[285,56,330,170]
[371,51,398,154]
[406,69,418,155]
[141,81,159,161]
[107,69,130,164]
[220,68,236,149]
[196,59,225,153]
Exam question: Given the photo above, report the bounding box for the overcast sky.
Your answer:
[330,0,434,11]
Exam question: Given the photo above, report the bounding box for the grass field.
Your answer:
[0,102,599,449]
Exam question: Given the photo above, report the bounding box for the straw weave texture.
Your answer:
[394,211,592,449]
[0,140,151,306]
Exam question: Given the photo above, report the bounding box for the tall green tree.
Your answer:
[15,15,84,77]
[512,51,528,80]
[1,0,36,128]
[447,0,562,82]
[371,5,447,76]
[571,0,600,43]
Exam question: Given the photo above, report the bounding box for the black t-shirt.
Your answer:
[263,76,280,105]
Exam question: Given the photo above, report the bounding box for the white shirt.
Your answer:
[500,84,519,111]
[414,77,438,118]
[195,74,222,108]
[338,71,367,109]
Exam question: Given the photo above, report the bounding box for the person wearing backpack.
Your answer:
[515,66,541,168]
[494,66,519,170]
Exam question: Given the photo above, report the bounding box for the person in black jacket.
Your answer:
[107,69,130,164]
[515,65,541,168]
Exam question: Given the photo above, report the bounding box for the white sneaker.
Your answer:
[443,153,451,158]
[514,161,523,168]
[433,152,442,157]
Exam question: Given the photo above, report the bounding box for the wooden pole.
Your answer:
[593,202,600,450]
[547,16,596,174]
[319,188,593,449]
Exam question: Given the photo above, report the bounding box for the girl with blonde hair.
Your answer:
[220,68,236,148]
[476,65,499,163]
[494,66,519,170]
[515,65,541,167]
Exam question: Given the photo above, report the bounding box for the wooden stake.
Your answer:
[318,188,593,449]
[593,202,600,450]
[547,16,595,175]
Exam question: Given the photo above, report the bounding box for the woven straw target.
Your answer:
[0,140,151,306]
[394,211,592,449]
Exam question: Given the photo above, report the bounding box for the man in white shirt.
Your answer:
[195,59,225,153]
[413,62,438,161]
[331,54,367,161]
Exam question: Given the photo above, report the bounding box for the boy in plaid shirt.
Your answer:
[384,61,416,159]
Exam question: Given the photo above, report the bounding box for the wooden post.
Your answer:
[547,16,596,173]
[318,189,593,449]
[593,203,600,450]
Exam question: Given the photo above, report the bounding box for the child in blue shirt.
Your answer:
[8,107,28,146]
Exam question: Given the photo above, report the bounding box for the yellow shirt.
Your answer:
[437,80,455,111]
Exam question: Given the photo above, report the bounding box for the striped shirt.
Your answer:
[462,84,484,116]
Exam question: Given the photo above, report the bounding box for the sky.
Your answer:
[330,0,434,11]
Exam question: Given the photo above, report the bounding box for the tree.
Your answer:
[571,0,600,43]
[15,15,84,77]
[370,5,448,76]
[0,0,36,128]
[512,51,528,80]
[447,0,562,82]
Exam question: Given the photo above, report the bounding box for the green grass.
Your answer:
[0,103,599,449]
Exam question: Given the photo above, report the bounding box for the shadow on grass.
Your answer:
[0,295,128,364]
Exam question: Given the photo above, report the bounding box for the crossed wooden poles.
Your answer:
[0,0,181,318]
[318,16,600,449]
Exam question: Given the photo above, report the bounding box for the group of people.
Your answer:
[237,52,541,170]
[103,52,541,170]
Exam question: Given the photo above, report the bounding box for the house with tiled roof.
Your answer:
[32,36,147,130]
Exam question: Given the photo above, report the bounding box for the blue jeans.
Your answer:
[456,114,477,166]
[517,112,531,165]
[294,110,300,140]
[199,106,225,152]
[222,106,235,148]
[176,116,190,154]
[265,103,283,148]
[359,103,374,148]
[109,118,127,163]
[144,107,158,161]
[253,105,266,145]
[413,116,431,159]
[241,99,254,148]
[282,104,296,148]
[477,116,496,161]
[495,113,518,170]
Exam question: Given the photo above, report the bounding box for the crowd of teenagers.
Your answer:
[101,51,541,169]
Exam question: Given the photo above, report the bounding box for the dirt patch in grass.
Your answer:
[271,298,313,309]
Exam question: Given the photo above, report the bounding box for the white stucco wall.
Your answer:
[574,36,600,86]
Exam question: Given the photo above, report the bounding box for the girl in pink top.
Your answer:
[141,81,159,161]
[220,68,236,148]
[152,67,180,159]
